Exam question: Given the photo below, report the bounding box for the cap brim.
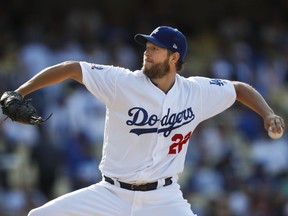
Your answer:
[134,34,168,49]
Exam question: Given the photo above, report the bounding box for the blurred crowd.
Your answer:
[1,0,288,215]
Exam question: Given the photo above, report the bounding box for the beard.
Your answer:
[142,58,170,79]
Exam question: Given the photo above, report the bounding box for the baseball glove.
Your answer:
[1,91,52,125]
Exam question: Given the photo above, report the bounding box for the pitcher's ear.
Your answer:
[171,52,180,62]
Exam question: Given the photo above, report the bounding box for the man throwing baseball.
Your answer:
[1,26,285,216]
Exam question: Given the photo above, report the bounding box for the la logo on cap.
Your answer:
[151,28,159,35]
[134,26,188,61]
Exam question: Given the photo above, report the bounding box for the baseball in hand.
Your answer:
[268,126,283,139]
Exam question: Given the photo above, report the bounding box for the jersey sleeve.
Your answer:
[80,61,128,107]
[192,77,237,122]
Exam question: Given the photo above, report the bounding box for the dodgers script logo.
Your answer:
[126,107,195,137]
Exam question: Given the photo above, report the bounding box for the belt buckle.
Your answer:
[131,184,148,191]
[131,184,135,190]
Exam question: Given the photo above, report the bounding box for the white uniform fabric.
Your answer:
[81,62,236,184]
[28,62,236,216]
[29,181,195,216]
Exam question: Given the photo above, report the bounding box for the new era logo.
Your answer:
[173,44,178,49]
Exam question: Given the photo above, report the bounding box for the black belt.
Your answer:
[104,176,172,191]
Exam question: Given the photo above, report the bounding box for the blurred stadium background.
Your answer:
[0,0,288,215]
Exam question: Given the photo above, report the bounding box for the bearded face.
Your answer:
[142,57,170,79]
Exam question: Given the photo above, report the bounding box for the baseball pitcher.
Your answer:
[1,26,285,216]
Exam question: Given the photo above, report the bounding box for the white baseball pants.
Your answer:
[28,180,197,216]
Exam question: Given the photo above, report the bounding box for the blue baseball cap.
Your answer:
[134,26,188,61]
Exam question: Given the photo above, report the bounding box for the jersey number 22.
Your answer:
[168,131,192,154]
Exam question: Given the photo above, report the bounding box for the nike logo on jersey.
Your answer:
[126,107,195,137]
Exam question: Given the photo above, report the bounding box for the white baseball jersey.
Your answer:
[80,61,236,184]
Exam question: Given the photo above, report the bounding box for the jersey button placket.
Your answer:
[152,100,168,164]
